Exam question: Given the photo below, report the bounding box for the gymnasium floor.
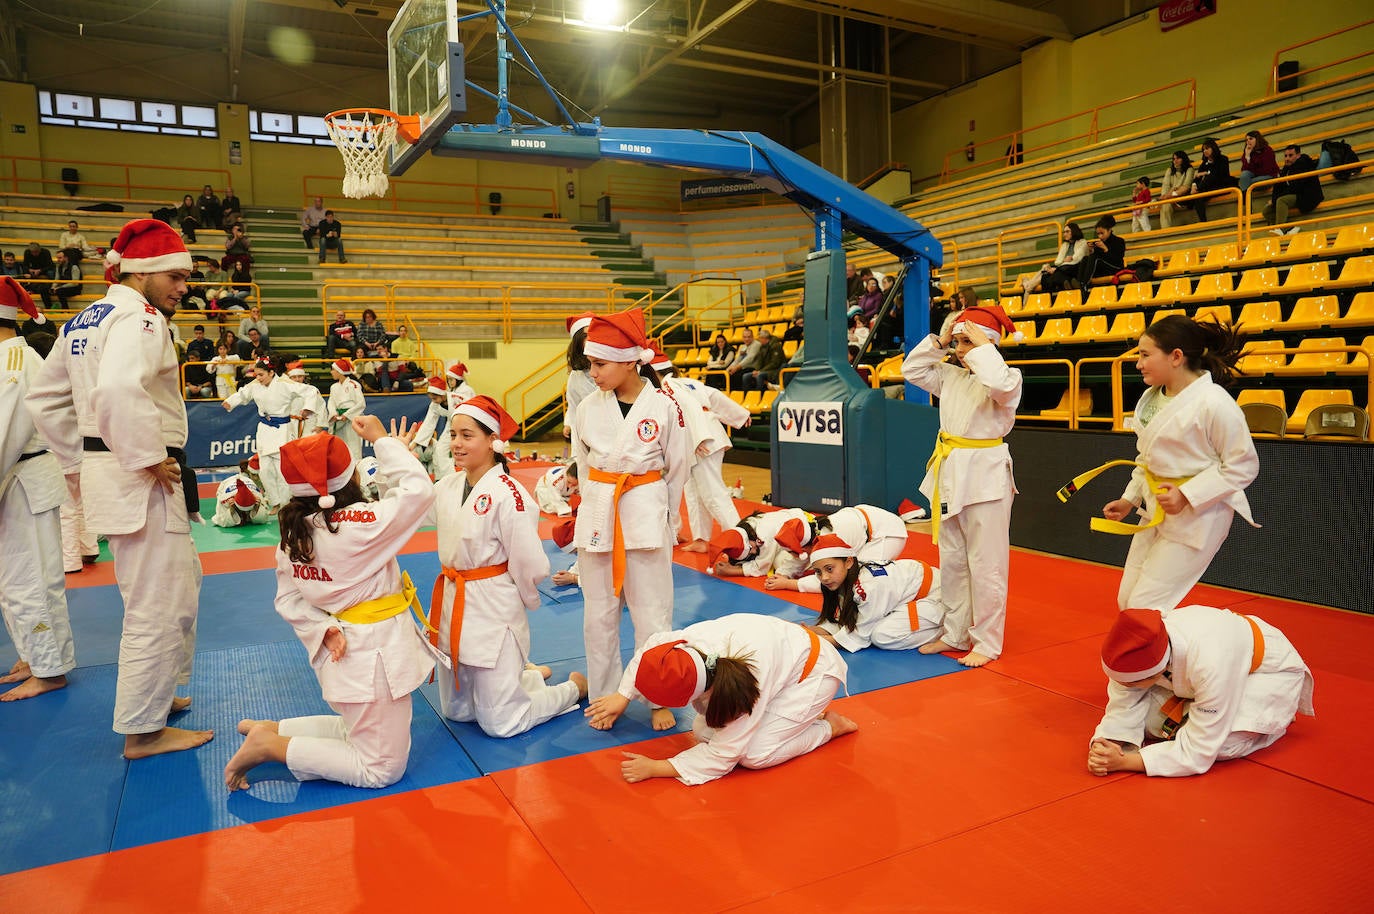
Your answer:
[1,462,1371,913]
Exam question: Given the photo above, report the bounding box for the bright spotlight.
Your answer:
[581,0,622,27]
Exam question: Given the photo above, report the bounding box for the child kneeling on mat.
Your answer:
[585,613,855,785]
[805,535,947,652]
[224,416,442,791]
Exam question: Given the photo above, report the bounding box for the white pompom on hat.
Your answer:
[278,432,357,510]
[647,342,674,373]
[104,218,192,276]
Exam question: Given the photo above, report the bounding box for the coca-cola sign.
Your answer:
[1159,0,1216,32]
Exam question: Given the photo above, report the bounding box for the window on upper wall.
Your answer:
[249,109,338,146]
[37,90,219,137]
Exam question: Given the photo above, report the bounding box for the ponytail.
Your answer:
[278,478,366,563]
[818,559,862,632]
[638,362,662,387]
[703,653,760,728]
[566,328,590,372]
[1143,314,1247,387]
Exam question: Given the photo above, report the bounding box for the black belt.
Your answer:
[18,450,48,462]
[82,437,187,464]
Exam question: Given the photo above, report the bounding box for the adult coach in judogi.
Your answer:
[28,218,213,759]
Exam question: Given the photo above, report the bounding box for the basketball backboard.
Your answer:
[387,0,466,176]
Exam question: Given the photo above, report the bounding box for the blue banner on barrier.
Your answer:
[185,394,433,467]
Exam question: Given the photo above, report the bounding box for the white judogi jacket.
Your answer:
[272,438,438,704]
[413,401,448,450]
[223,375,313,456]
[210,473,269,527]
[734,507,811,579]
[901,336,1021,518]
[618,613,848,785]
[446,379,476,412]
[327,377,366,457]
[571,384,690,552]
[1093,604,1315,777]
[828,504,908,558]
[534,464,577,515]
[429,465,550,668]
[818,559,940,653]
[27,283,190,535]
[664,375,750,457]
[1122,373,1259,548]
[564,370,596,435]
[295,382,328,434]
[2,337,65,516]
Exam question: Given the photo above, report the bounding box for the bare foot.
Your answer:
[651,707,676,731]
[959,651,995,668]
[679,540,709,553]
[236,718,280,736]
[0,674,67,701]
[823,710,858,738]
[170,695,193,714]
[1,660,32,685]
[918,638,956,655]
[525,662,553,680]
[124,726,215,759]
[223,724,289,791]
[569,671,588,701]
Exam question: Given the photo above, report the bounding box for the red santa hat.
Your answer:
[774,517,815,556]
[706,527,751,568]
[897,498,927,522]
[634,640,708,708]
[565,311,595,337]
[426,376,447,397]
[104,218,192,276]
[584,308,651,364]
[1101,608,1171,683]
[552,518,577,553]
[285,360,306,378]
[567,493,582,514]
[807,533,855,567]
[278,432,357,510]
[247,453,261,472]
[446,361,468,380]
[952,304,1022,344]
[453,394,519,453]
[0,276,42,324]
[232,479,258,509]
[647,343,674,373]
[332,358,355,376]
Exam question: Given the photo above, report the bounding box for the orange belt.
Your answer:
[905,560,935,632]
[428,561,509,687]
[586,466,664,596]
[1158,616,1265,740]
[799,627,821,682]
[856,507,874,543]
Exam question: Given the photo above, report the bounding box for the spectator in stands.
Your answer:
[389,322,418,366]
[21,241,55,308]
[197,185,222,230]
[1189,138,1235,222]
[301,196,327,249]
[57,220,96,260]
[227,259,253,305]
[1076,215,1127,289]
[740,328,786,392]
[1130,177,1153,234]
[1158,151,1196,229]
[704,332,735,389]
[857,276,884,322]
[237,305,270,355]
[317,210,347,264]
[783,312,804,343]
[176,193,201,243]
[184,324,215,397]
[1024,222,1087,295]
[52,249,83,308]
[355,307,388,356]
[845,262,862,304]
[237,327,265,362]
[326,309,358,354]
[221,222,252,271]
[2,251,21,279]
[1263,144,1324,233]
[1237,129,1279,198]
[874,285,903,351]
[184,258,211,312]
[221,186,242,228]
[374,343,414,393]
[847,311,870,350]
[726,326,762,387]
[355,346,381,392]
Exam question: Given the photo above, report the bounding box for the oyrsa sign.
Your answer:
[776,401,844,446]
[1158,0,1216,32]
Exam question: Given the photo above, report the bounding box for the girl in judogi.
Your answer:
[210,474,269,527]
[571,308,691,727]
[534,461,579,516]
[709,507,815,582]
[563,312,596,441]
[223,416,441,791]
[221,357,315,508]
[286,363,328,436]
[1088,606,1313,777]
[765,504,910,594]
[1070,316,1257,613]
[901,303,1022,668]
[445,361,477,409]
[585,613,855,784]
[803,535,945,653]
[208,342,242,399]
[326,358,366,461]
[412,376,453,480]
[357,456,381,501]
[647,346,750,553]
[426,395,586,737]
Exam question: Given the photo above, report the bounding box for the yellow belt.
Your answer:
[334,572,434,631]
[1056,459,1192,535]
[926,432,1004,545]
[586,466,664,597]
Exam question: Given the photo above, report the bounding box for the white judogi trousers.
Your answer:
[106,492,202,734]
[870,595,946,651]
[282,666,413,789]
[581,546,674,699]
[435,629,580,738]
[683,449,739,542]
[258,452,291,508]
[60,479,99,573]
[937,487,1013,659]
[0,485,76,678]
[691,671,842,770]
[1117,509,1234,612]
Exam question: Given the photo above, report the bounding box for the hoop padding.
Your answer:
[325,109,399,199]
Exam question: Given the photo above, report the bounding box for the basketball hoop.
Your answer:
[324,108,421,199]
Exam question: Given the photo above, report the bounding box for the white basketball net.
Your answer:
[325,111,398,199]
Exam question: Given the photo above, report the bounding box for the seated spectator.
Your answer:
[227,259,253,304]
[1076,216,1127,289]
[236,327,263,361]
[301,196,327,249]
[184,324,216,397]
[52,249,83,308]
[873,290,903,351]
[220,186,242,228]
[176,193,200,243]
[21,241,55,308]
[703,332,735,389]
[783,312,804,343]
[317,210,347,264]
[847,310,870,350]
[373,343,414,393]
[221,222,252,271]
[237,305,270,354]
[740,328,786,392]
[844,262,863,305]
[848,267,873,309]
[1024,222,1087,295]
[355,346,382,392]
[208,342,243,399]
[1158,151,1196,229]
[389,322,418,363]
[57,220,97,260]
[326,309,358,354]
[183,258,211,311]
[355,307,388,356]
[725,326,761,388]
[1189,138,1236,222]
[857,276,884,322]
[1,250,21,279]
[1264,144,1324,233]
[197,184,222,229]
[1238,130,1279,198]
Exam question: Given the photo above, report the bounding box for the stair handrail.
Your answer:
[1269,19,1374,96]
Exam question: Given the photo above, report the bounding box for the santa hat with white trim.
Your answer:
[706,527,752,569]
[286,360,307,379]
[807,533,855,567]
[332,358,355,376]
[647,342,673,374]
[897,498,927,522]
[565,311,595,337]
[634,640,708,708]
[0,275,43,324]
[1101,608,1171,683]
[232,479,258,509]
[584,308,651,364]
[552,518,577,553]
[774,517,814,556]
[446,361,468,380]
[952,304,1022,344]
[104,218,192,276]
[278,432,357,510]
[426,376,447,397]
[453,394,520,453]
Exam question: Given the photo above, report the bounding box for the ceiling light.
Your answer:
[581,0,622,27]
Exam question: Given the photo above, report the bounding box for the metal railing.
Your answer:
[0,154,230,201]
[1005,358,1080,429]
[1269,19,1374,96]
[16,278,263,318]
[301,175,558,218]
[181,355,441,403]
[1241,158,1371,243]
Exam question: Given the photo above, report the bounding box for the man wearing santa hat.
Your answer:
[1089,606,1314,777]
[0,276,76,701]
[27,218,212,757]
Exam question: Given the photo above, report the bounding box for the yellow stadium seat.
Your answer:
[1001,296,1023,314]
[1203,242,1240,269]
[1037,387,1093,419]
[1281,262,1330,294]
[1232,268,1281,299]
[1118,282,1155,306]
[1021,293,1052,313]
[1279,296,1341,331]
[1008,320,1037,346]
[1304,404,1370,440]
[874,355,903,385]
[1283,230,1328,261]
[741,390,762,412]
[1236,388,1287,410]
[1337,293,1374,328]
[1052,290,1083,312]
[1101,311,1146,341]
[758,389,779,413]
[1180,272,1233,302]
[1084,285,1118,310]
[1288,388,1355,433]
[1344,335,1374,376]
[1160,249,1199,276]
[1027,317,1071,346]
[1334,255,1374,288]
[1192,304,1233,325]
[1271,338,1349,377]
[1071,314,1108,341]
[1237,340,1287,375]
[1151,277,1192,304]
[728,389,747,405]
[1237,236,1283,266]
[1328,222,1374,256]
[1241,402,1287,437]
[1150,308,1185,324]
[1235,300,1281,333]
[782,340,798,358]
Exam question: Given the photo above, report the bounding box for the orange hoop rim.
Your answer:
[324,108,422,145]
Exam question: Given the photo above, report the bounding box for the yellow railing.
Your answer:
[1075,352,1139,431]
[19,279,263,319]
[180,356,442,402]
[0,154,229,200]
[1241,159,1371,243]
[1005,358,1080,429]
[301,174,558,218]
[1269,19,1374,96]
[503,352,571,438]
[995,221,1063,295]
